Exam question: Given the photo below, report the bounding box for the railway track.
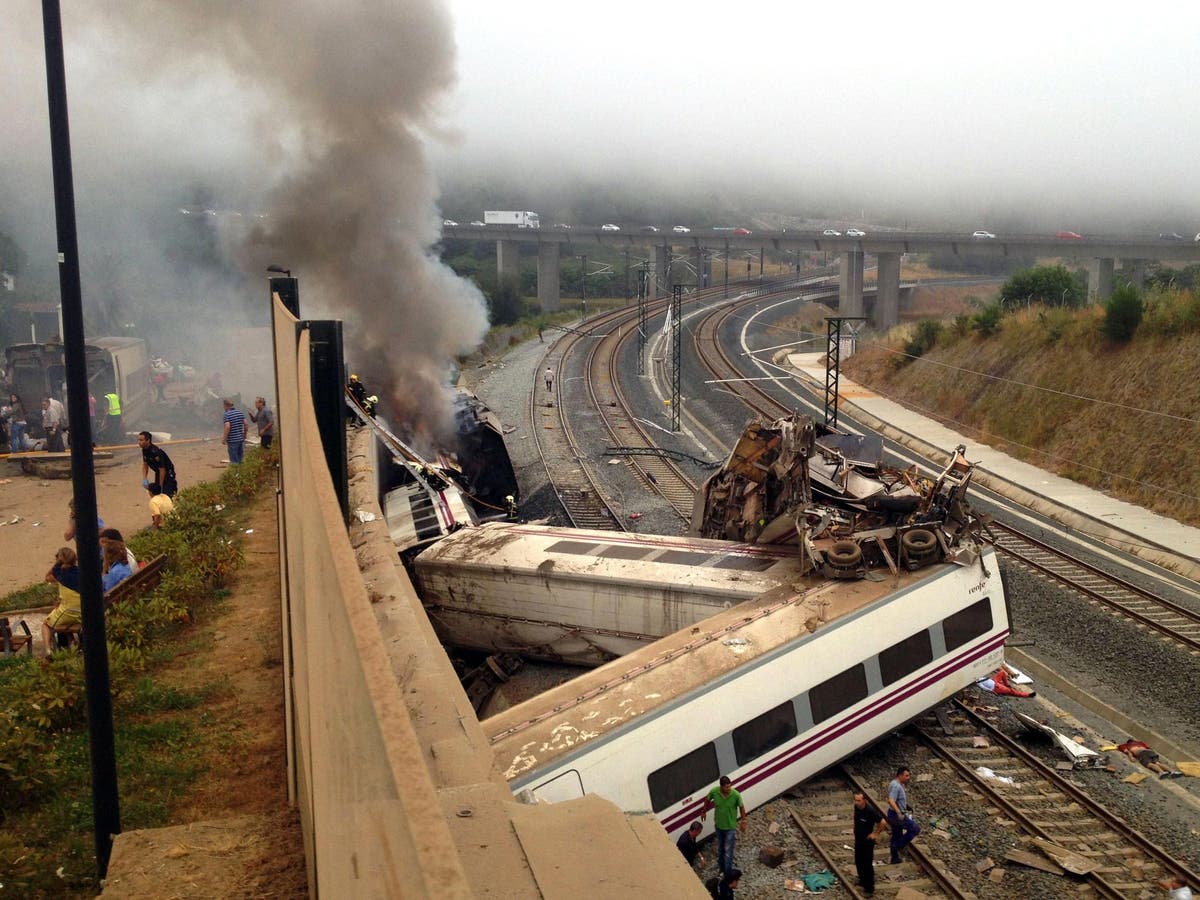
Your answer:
[784,767,968,899]
[531,307,634,530]
[990,521,1200,654]
[912,700,1200,899]
[587,308,696,520]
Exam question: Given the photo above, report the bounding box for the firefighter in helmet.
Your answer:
[505,494,518,521]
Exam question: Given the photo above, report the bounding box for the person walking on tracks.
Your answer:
[702,775,747,877]
[853,791,888,895]
[544,366,553,392]
[886,766,921,863]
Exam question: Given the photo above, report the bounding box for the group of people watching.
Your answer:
[222,396,274,464]
[2,390,124,451]
[41,524,137,656]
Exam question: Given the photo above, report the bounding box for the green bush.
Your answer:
[972,302,1004,336]
[1102,284,1143,342]
[999,264,1085,308]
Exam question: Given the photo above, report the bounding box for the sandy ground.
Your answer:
[1,438,249,592]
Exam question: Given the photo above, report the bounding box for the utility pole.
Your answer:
[41,0,120,878]
[580,253,587,320]
[637,263,648,376]
[669,284,682,432]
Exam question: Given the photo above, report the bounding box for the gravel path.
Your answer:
[462,333,1200,899]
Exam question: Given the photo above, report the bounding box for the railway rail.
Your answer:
[785,766,967,899]
[531,304,636,530]
[912,699,1200,898]
[989,521,1200,654]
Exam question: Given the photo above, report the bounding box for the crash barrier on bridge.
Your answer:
[274,298,473,897]
[272,295,703,897]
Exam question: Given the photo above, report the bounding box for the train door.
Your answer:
[531,769,584,803]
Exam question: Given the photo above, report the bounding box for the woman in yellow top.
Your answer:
[42,547,82,655]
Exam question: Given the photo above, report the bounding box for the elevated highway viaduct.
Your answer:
[443,224,1200,329]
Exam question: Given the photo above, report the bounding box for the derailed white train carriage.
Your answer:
[484,545,1007,843]
[412,524,807,665]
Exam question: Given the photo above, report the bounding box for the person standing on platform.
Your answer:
[103,389,122,443]
[248,396,274,449]
[853,791,888,895]
[222,399,247,464]
[886,766,921,863]
[701,775,747,877]
[138,431,179,497]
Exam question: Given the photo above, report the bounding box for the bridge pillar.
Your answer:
[497,240,521,286]
[654,243,670,297]
[875,252,901,330]
[537,242,561,312]
[1122,259,1146,290]
[839,249,864,317]
[1088,257,1114,303]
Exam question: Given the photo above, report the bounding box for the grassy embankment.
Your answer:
[0,449,275,896]
[842,289,1200,527]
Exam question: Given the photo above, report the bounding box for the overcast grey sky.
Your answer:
[436,1,1200,228]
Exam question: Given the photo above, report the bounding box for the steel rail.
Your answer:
[913,699,1200,898]
[990,521,1200,654]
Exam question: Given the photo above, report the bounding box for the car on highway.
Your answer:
[553,222,572,230]
[442,219,458,227]
[1195,232,1200,242]
[641,225,659,233]
[822,229,841,237]
[672,225,691,233]
[732,227,753,235]
[601,223,621,232]
[1055,231,1083,240]
[469,220,485,227]
[1158,232,1184,240]
[845,228,866,237]
[972,230,996,239]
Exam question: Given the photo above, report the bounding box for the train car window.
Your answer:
[732,700,798,765]
[647,742,720,813]
[597,545,655,561]
[712,555,776,572]
[808,664,869,725]
[654,550,715,567]
[942,597,993,652]
[545,540,602,555]
[878,629,934,685]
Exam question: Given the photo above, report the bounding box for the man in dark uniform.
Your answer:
[853,791,888,896]
[138,431,178,497]
[675,821,705,870]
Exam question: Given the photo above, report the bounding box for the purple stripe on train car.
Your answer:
[659,630,1008,834]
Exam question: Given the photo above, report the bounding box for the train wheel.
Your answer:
[826,540,862,567]
[901,529,937,555]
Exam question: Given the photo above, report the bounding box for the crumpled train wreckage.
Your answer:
[691,412,992,579]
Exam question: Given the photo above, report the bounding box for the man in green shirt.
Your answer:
[701,775,747,877]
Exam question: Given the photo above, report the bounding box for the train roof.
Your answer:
[415,522,805,596]
[484,548,998,783]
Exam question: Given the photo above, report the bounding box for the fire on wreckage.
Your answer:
[690,413,991,577]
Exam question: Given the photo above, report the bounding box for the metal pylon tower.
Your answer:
[637,264,648,375]
[670,284,682,431]
[823,316,866,428]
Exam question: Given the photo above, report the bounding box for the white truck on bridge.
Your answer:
[484,210,540,229]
